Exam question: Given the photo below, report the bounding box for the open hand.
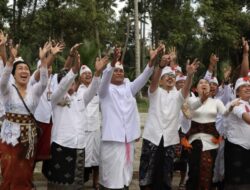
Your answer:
[70,43,83,56]
[0,30,8,48]
[95,56,109,76]
[186,58,199,76]
[39,41,52,59]
[51,42,65,55]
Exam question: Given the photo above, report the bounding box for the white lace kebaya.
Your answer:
[0,65,48,146]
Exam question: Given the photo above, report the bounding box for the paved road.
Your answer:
[33,172,181,190]
[3,113,183,189]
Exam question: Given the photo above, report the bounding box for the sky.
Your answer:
[114,0,152,45]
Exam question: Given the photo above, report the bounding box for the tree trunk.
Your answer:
[29,0,38,29]
[12,0,16,35]
[92,0,101,58]
[121,15,130,64]
[134,0,142,98]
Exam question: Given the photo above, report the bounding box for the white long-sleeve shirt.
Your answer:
[77,84,100,132]
[0,60,6,117]
[0,65,48,145]
[99,64,154,143]
[51,70,100,149]
[29,72,58,123]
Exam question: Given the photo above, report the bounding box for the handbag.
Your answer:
[12,84,42,137]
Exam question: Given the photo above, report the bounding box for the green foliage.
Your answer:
[78,40,99,71]
[136,97,149,113]
[0,0,250,87]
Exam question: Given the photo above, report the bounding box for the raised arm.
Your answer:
[32,46,49,98]
[34,42,64,81]
[168,46,177,68]
[208,53,219,75]
[83,56,109,105]
[51,53,80,106]
[99,48,121,98]
[64,43,82,70]
[131,44,165,95]
[34,41,51,82]
[217,66,233,105]
[0,31,8,65]
[240,37,249,77]
[0,42,18,95]
[181,59,199,98]
[149,53,171,93]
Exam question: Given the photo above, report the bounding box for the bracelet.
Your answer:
[158,64,165,69]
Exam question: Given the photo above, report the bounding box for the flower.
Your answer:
[243,76,249,81]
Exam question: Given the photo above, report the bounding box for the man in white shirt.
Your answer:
[78,64,101,189]
[42,54,108,190]
[139,53,199,190]
[98,46,164,190]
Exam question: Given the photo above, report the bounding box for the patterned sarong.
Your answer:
[42,142,85,190]
[186,140,217,190]
[139,138,175,190]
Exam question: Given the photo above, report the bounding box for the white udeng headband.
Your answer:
[161,66,176,77]
[80,65,92,75]
[176,75,187,82]
[114,62,124,70]
[234,77,250,93]
[209,77,219,85]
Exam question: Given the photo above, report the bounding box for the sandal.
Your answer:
[178,183,185,190]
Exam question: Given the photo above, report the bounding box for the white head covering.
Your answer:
[176,75,187,82]
[248,70,250,77]
[161,66,176,78]
[13,57,25,64]
[37,60,41,69]
[114,61,124,70]
[235,77,250,93]
[175,65,182,73]
[209,77,219,85]
[80,65,92,75]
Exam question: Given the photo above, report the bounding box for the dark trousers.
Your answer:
[224,140,250,190]
[139,138,175,190]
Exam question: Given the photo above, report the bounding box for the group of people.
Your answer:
[0,29,249,190]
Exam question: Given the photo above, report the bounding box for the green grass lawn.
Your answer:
[137,98,149,113]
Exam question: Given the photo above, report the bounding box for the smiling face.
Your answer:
[111,68,124,85]
[197,79,210,97]
[14,63,31,87]
[160,74,176,90]
[80,71,92,86]
[237,84,250,101]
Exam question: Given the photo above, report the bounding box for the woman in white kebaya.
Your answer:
[0,42,48,190]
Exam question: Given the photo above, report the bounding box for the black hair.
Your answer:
[11,60,31,75]
[57,68,70,83]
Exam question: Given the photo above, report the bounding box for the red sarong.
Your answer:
[0,142,35,190]
[35,121,52,161]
